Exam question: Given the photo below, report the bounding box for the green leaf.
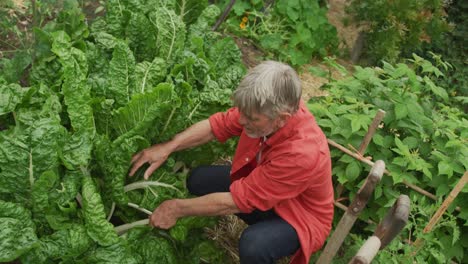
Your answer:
[108,40,136,108]
[175,0,208,25]
[0,51,32,83]
[206,37,243,75]
[149,7,186,62]
[127,12,158,62]
[345,161,361,182]
[21,224,92,262]
[187,5,221,41]
[402,136,419,149]
[394,103,408,120]
[105,0,129,36]
[260,34,284,51]
[95,135,149,205]
[0,116,65,203]
[52,31,95,169]
[81,239,139,263]
[438,161,453,178]
[134,57,167,94]
[424,76,448,101]
[232,1,250,16]
[0,82,27,115]
[394,137,410,156]
[0,200,38,262]
[373,134,385,146]
[127,229,178,264]
[111,83,177,139]
[82,175,119,246]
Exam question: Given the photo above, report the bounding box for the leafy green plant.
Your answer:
[422,0,468,111]
[347,0,451,64]
[308,55,467,262]
[218,0,338,66]
[0,0,244,262]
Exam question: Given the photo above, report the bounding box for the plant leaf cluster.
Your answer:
[217,0,338,66]
[308,55,467,262]
[347,0,451,64]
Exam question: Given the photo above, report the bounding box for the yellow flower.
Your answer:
[240,22,246,30]
[242,16,248,23]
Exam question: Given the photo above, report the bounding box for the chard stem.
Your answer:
[124,181,182,194]
[127,202,152,215]
[161,106,176,137]
[115,219,149,235]
[106,202,116,221]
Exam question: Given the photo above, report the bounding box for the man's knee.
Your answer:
[239,228,271,263]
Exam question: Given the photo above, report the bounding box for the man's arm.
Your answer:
[149,193,240,229]
[129,119,215,179]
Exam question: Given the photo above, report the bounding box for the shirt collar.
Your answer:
[264,100,306,146]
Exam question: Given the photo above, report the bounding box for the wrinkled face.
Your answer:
[239,111,279,138]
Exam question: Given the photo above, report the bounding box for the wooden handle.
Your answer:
[374,194,410,248]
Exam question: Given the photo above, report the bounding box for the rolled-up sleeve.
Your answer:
[230,151,317,213]
[209,107,243,143]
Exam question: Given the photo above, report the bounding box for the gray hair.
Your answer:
[233,61,302,119]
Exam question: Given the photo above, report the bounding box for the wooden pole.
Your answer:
[411,171,468,254]
[316,161,385,264]
[335,201,375,225]
[212,0,236,31]
[358,109,386,155]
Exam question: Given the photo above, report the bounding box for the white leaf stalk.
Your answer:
[114,219,149,235]
[106,202,116,221]
[110,180,183,233]
[114,203,151,235]
[124,180,183,194]
[128,202,152,215]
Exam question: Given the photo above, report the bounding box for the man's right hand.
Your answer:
[129,119,215,180]
[129,143,174,180]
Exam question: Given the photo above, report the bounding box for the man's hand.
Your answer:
[149,199,180,229]
[129,143,175,180]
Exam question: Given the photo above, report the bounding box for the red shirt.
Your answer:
[209,101,334,264]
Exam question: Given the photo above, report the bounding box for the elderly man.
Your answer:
[129,61,334,264]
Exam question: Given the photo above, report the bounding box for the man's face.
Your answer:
[238,111,278,138]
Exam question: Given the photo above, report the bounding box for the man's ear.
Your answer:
[276,112,292,128]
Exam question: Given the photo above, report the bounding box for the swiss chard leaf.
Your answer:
[82,175,119,246]
[20,224,92,263]
[149,7,186,62]
[0,200,38,262]
[108,40,136,107]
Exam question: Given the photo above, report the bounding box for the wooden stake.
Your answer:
[212,0,236,31]
[358,109,386,155]
[411,171,468,254]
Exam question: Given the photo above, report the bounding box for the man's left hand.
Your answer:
[149,199,180,229]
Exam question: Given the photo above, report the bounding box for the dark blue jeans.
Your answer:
[187,165,300,264]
